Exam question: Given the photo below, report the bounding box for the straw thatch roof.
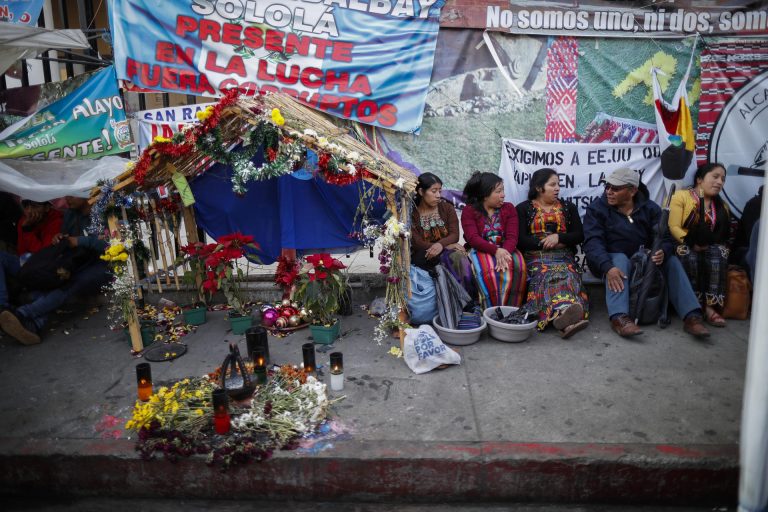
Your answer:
[97,93,417,199]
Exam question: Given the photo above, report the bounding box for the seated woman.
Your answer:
[516,168,589,338]
[668,162,731,327]
[461,171,526,308]
[411,173,474,297]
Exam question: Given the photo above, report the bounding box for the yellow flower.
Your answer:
[195,409,204,416]
[116,253,128,261]
[153,135,171,144]
[271,108,285,126]
[388,346,403,358]
[196,107,213,122]
[125,161,136,172]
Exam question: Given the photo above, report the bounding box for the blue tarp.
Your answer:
[190,151,386,264]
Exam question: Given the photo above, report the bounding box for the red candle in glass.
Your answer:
[136,363,152,402]
[212,389,230,434]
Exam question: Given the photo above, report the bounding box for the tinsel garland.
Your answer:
[89,179,132,235]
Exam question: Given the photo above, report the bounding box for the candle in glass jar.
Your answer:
[302,343,316,374]
[330,352,344,391]
[212,389,230,434]
[136,363,153,401]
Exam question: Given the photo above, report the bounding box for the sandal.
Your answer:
[559,319,589,339]
[552,303,584,331]
[705,309,726,327]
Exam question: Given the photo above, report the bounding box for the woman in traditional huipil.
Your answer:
[516,168,589,338]
[460,172,526,308]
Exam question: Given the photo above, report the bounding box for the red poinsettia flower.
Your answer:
[305,253,332,269]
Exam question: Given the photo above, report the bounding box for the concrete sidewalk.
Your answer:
[0,284,747,505]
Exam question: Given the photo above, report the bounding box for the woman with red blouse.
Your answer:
[461,172,526,307]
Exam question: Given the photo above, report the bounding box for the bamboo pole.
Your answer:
[149,198,172,287]
[141,197,164,294]
[158,207,181,290]
[169,207,186,272]
[107,215,143,353]
[120,206,144,306]
[181,205,203,302]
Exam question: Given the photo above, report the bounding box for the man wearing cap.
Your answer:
[582,167,709,338]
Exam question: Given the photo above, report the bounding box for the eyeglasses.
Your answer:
[604,183,633,192]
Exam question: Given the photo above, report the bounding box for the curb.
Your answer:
[0,438,738,504]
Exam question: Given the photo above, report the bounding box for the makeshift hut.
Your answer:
[92,91,418,349]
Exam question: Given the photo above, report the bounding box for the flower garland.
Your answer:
[101,234,136,326]
[132,89,241,187]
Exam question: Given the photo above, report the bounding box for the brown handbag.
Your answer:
[722,266,752,320]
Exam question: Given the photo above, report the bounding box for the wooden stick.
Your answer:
[181,205,203,302]
[120,206,144,305]
[149,198,172,287]
[142,197,164,294]
[158,207,181,290]
[107,215,143,353]
[169,206,186,272]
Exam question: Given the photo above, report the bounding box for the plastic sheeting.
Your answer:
[190,156,386,265]
[0,25,89,75]
[0,156,130,201]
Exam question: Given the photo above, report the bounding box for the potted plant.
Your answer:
[177,242,210,326]
[293,253,347,344]
[202,232,259,335]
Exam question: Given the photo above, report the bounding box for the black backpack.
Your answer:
[17,243,99,291]
[628,247,668,326]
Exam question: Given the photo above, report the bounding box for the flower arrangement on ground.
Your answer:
[292,253,347,327]
[101,234,136,327]
[177,241,210,307]
[359,217,412,344]
[124,366,340,468]
[273,254,299,299]
[200,233,259,316]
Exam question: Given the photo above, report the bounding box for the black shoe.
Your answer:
[0,310,41,345]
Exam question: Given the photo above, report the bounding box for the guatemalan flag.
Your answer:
[651,40,699,189]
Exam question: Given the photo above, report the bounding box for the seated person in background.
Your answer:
[0,196,110,346]
[0,192,22,253]
[0,199,64,320]
[411,172,474,297]
[516,168,589,338]
[582,167,710,339]
[741,186,762,282]
[668,163,730,328]
[461,171,526,308]
[17,199,64,256]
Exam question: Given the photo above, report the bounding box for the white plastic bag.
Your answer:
[403,325,461,374]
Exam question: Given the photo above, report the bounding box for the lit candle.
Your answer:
[330,352,344,391]
[136,363,152,402]
[245,326,270,365]
[302,343,316,374]
[212,389,230,435]
[253,348,267,385]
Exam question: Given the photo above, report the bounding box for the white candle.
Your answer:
[330,372,344,391]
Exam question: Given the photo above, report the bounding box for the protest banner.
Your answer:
[135,103,214,153]
[0,66,133,159]
[498,139,664,217]
[109,0,444,133]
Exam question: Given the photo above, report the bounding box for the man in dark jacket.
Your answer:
[0,196,110,345]
[582,167,709,338]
